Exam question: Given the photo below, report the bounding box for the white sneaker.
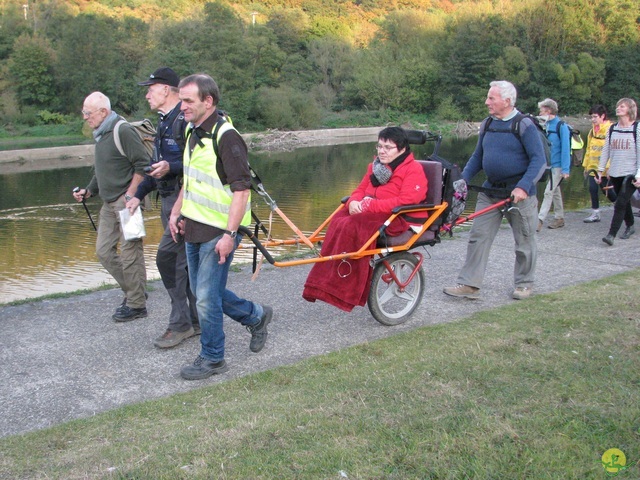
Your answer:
[583,211,601,223]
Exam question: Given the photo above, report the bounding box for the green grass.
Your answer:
[0,122,88,150]
[1,272,639,479]
[0,282,159,308]
[0,135,88,150]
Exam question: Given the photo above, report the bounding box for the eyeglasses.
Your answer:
[81,109,97,117]
[376,144,397,153]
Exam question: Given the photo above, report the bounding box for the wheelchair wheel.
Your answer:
[368,252,425,326]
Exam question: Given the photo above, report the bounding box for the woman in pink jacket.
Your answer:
[303,127,428,312]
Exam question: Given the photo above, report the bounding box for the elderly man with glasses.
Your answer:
[73,91,150,321]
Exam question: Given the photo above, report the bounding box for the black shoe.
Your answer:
[247,305,273,353]
[620,225,635,239]
[116,291,149,315]
[602,234,615,246]
[116,297,128,315]
[180,356,228,380]
[112,306,148,322]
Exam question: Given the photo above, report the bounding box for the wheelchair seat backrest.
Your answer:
[418,160,443,207]
[377,159,444,248]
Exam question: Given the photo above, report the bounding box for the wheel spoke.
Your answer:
[368,252,425,326]
[377,283,399,305]
[394,290,417,302]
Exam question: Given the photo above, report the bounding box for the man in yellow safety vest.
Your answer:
[169,73,273,380]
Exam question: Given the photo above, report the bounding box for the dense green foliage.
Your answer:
[0,0,638,131]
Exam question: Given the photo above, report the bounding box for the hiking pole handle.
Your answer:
[73,187,97,231]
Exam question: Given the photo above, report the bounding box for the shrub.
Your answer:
[37,110,68,125]
[253,86,322,130]
[434,96,463,121]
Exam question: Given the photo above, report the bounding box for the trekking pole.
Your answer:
[73,187,97,231]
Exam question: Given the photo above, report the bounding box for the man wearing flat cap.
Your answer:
[126,67,199,348]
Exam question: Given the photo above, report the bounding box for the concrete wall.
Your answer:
[0,145,96,174]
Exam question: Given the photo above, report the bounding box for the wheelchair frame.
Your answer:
[238,132,511,325]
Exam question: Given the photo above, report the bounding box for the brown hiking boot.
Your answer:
[512,287,533,300]
[443,284,480,299]
[536,220,543,232]
[153,327,196,349]
[547,218,565,229]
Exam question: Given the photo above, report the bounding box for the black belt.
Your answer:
[157,178,180,197]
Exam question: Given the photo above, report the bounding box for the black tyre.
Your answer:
[367,252,425,326]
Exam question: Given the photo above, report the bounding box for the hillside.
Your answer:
[1,0,637,134]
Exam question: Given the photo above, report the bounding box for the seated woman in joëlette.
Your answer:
[303,126,428,312]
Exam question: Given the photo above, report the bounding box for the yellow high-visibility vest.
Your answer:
[181,120,251,228]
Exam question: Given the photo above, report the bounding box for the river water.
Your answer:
[0,136,594,303]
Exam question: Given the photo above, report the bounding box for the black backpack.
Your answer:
[481,113,551,184]
[608,121,639,148]
[426,152,463,231]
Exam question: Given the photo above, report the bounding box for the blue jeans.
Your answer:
[186,234,263,362]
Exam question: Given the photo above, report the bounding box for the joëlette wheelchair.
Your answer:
[238,131,511,326]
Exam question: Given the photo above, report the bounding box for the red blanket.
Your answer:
[302,209,408,312]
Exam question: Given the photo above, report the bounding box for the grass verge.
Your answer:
[1,272,639,479]
[0,135,88,151]
[0,282,160,308]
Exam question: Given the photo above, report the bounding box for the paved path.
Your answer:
[2,207,639,438]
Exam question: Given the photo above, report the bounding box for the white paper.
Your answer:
[119,207,146,241]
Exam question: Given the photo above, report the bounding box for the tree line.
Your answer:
[1,0,639,132]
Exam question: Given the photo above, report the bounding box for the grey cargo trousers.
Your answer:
[457,192,538,289]
[157,190,199,332]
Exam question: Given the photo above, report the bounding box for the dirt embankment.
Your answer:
[0,117,593,175]
[0,127,383,175]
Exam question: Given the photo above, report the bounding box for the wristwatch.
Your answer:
[224,229,237,238]
[125,194,132,201]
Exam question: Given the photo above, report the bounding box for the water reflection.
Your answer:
[0,137,593,303]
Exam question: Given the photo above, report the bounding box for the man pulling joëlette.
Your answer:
[169,73,273,380]
[443,80,547,301]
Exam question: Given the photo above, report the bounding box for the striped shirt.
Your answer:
[598,122,640,178]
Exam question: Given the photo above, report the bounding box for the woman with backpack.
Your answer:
[582,105,616,223]
[597,98,640,245]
